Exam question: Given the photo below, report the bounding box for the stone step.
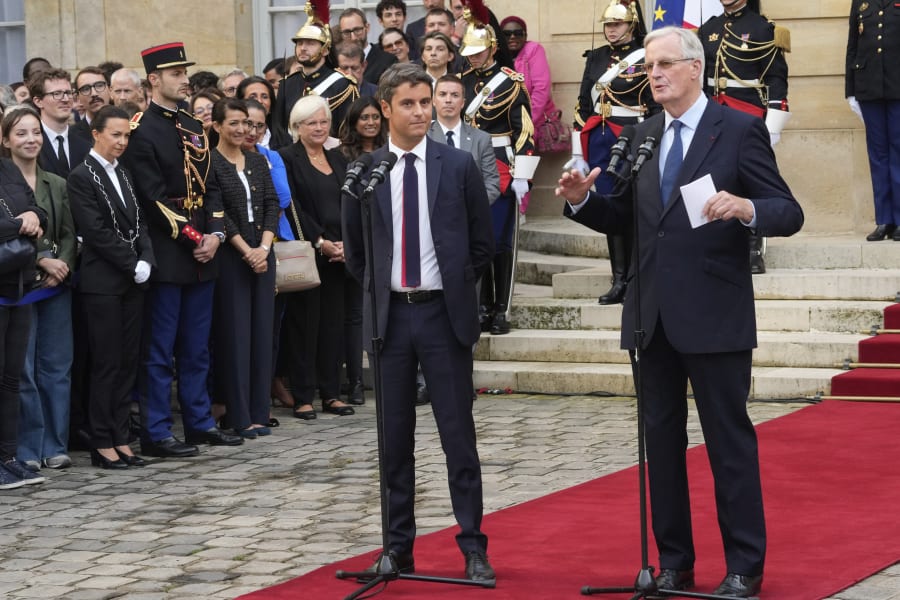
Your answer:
[475,329,863,368]
[550,267,900,301]
[516,250,604,286]
[509,296,894,334]
[519,217,900,270]
[472,360,842,401]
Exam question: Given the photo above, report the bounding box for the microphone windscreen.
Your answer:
[619,125,636,142]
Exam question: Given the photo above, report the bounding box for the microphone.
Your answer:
[362,152,399,196]
[631,136,657,175]
[607,125,635,176]
[341,153,374,194]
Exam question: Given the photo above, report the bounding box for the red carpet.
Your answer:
[240,401,900,599]
[831,303,900,398]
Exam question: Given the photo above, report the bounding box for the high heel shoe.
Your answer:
[322,398,355,416]
[91,449,128,469]
[115,449,147,467]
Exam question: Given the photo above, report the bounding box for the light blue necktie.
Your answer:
[660,120,683,208]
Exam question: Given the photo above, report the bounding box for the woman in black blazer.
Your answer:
[209,98,279,438]
[67,106,155,469]
[277,95,355,419]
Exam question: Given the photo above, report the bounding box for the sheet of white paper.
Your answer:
[680,174,717,229]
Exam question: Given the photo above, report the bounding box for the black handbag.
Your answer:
[0,199,36,275]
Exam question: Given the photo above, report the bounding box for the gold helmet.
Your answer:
[291,0,332,54]
[459,0,497,57]
[600,0,646,38]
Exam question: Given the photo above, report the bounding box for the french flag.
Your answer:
[650,0,723,29]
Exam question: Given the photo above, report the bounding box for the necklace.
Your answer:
[308,152,325,163]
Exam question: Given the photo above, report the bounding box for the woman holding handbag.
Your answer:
[0,108,48,488]
[2,105,77,473]
[67,105,155,469]
[209,98,279,439]
[278,95,355,420]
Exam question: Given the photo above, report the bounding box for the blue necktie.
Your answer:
[660,120,683,208]
[446,130,455,147]
[402,153,420,288]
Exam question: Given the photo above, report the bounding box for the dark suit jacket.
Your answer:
[210,149,279,247]
[846,0,900,100]
[38,129,91,178]
[566,100,803,354]
[342,138,494,351]
[363,43,397,85]
[70,119,93,144]
[427,120,500,203]
[67,155,155,295]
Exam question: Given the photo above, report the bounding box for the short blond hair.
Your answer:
[288,95,331,142]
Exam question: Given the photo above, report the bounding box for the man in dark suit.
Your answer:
[342,63,496,583]
[557,26,803,598]
[123,42,242,458]
[337,8,398,85]
[29,69,91,179]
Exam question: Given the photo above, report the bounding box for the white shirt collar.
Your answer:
[388,135,428,163]
[89,149,118,171]
[664,92,707,132]
[42,121,68,141]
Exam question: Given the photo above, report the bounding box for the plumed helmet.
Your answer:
[292,0,332,52]
[459,0,497,57]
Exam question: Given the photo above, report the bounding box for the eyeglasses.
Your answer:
[340,26,366,38]
[502,29,525,38]
[248,121,267,132]
[299,118,330,129]
[193,104,214,116]
[223,86,238,96]
[383,39,408,50]
[643,58,695,74]
[43,89,74,101]
[76,81,108,96]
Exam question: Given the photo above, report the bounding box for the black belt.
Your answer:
[390,290,443,303]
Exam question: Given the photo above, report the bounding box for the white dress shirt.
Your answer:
[89,149,127,209]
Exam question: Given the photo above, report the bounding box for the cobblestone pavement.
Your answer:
[1,395,897,599]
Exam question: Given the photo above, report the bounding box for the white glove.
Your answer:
[564,131,590,176]
[134,260,151,284]
[769,132,781,146]
[511,178,530,203]
[847,96,864,122]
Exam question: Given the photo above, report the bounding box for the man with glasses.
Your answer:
[571,0,656,305]
[698,0,790,273]
[71,67,113,141]
[557,26,803,598]
[270,0,358,144]
[338,8,397,85]
[29,69,91,179]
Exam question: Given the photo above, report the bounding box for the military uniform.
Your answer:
[122,42,237,454]
[270,65,358,145]
[846,0,900,238]
[461,62,533,333]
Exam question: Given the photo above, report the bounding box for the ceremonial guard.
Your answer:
[571,0,655,305]
[846,0,900,241]
[123,42,242,457]
[699,0,791,273]
[460,0,537,335]
[270,0,359,145]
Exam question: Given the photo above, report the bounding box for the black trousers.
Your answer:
[0,303,32,461]
[82,288,144,448]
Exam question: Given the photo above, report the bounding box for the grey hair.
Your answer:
[110,68,141,87]
[644,26,705,79]
[288,94,331,142]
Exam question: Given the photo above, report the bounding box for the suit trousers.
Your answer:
[212,245,276,429]
[82,288,143,448]
[377,295,488,556]
[637,318,766,576]
[18,289,72,461]
[142,280,216,442]
[860,99,900,226]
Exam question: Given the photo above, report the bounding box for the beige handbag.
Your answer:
[274,200,321,293]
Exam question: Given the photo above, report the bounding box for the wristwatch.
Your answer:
[213,232,226,242]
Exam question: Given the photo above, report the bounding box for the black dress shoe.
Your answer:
[651,568,695,596]
[115,449,147,467]
[415,383,430,405]
[140,437,199,457]
[464,551,495,582]
[598,281,626,304]
[866,224,896,241]
[322,399,355,416]
[713,573,762,597]
[90,449,128,469]
[185,427,244,446]
[293,404,317,420]
[356,551,415,582]
[750,253,766,274]
[347,380,366,405]
[490,313,510,335]
[894,227,900,241]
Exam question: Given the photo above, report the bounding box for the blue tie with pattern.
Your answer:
[660,120,683,208]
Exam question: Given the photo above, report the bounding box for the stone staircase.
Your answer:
[472,217,900,400]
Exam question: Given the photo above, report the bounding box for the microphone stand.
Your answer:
[334,181,495,600]
[580,155,747,600]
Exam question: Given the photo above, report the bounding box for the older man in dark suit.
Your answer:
[557,26,803,598]
[342,63,495,583]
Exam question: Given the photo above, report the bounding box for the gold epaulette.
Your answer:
[501,66,525,83]
[461,67,475,77]
[129,112,143,131]
[180,108,203,124]
[773,24,791,52]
